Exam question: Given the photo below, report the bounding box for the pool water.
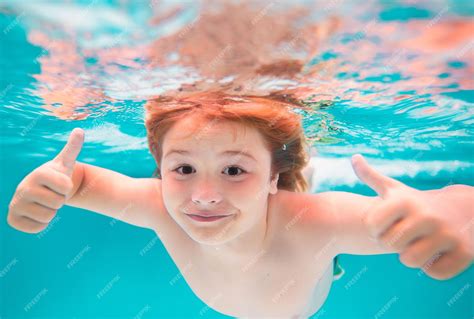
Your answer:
[1,0,473,318]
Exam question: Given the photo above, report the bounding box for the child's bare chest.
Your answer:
[156,222,334,318]
[180,251,334,318]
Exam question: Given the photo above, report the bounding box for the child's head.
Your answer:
[145,91,309,245]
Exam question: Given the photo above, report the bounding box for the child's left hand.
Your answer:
[351,154,473,280]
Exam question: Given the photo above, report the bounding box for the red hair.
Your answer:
[145,91,310,192]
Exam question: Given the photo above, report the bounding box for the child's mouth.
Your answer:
[186,214,232,222]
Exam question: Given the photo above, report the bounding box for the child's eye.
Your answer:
[172,165,247,177]
[223,166,247,176]
[173,165,195,175]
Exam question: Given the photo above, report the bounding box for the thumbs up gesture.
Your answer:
[351,154,473,280]
[7,128,84,233]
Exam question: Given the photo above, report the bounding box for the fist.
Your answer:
[352,154,473,280]
[7,128,84,233]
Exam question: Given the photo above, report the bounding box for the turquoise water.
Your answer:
[1,0,473,318]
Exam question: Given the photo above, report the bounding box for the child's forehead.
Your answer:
[162,118,269,157]
[165,117,257,143]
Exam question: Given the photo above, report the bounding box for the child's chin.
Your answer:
[189,232,233,246]
[186,223,238,245]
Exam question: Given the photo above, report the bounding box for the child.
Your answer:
[7,91,473,318]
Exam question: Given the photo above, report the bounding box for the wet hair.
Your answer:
[145,91,310,193]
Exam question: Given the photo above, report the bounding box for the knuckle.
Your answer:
[7,215,47,234]
[453,244,472,263]
[23,222,48,234]
[28,186,43,201]
[57,192,66,204]
[53,195,66,209]
[421,215,439,228]
[401,197,416,213]
[33,205,57,223]
[31,168,47,183]
[49,199,64,210]
[6,212,18,228]
[23,217,49,233]
[438,230,458,247]
[9,194,27,212]
[387,241,402,252]
[399,251,422,268]
[15,184,30,200]
[465,246,474,262]
[386,236,404,251]
[31,187,65,210]
[45,212,57,223]
[425,267,454,281]
[424,253,466,281]
[8,199,17,212]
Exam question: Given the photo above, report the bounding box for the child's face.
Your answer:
[160,116,278,246]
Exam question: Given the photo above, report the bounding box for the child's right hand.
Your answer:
[7,128,85,233]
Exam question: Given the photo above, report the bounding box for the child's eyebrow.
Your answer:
[164,149,257,161]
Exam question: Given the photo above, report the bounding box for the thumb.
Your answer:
[351,154,401,198]
[52,128,85,176]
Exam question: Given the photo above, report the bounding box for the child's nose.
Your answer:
[191,188,223,205]
[192,198,219,204]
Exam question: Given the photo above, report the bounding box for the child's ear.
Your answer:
[269,173,279,195]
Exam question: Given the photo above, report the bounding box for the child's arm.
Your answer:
[65,162,163,229]
[7,128,163,233]
[320,154,473,280]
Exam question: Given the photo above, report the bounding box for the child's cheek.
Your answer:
[226,178,271,205]
[160,178,185,205]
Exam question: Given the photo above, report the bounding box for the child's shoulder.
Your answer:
[271,190,341,235]
[275,189,342,216]
[270,189,341,259]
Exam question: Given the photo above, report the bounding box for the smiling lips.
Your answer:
[185,210,234,222]
[187,211,231,217]
[186,214,232,222]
